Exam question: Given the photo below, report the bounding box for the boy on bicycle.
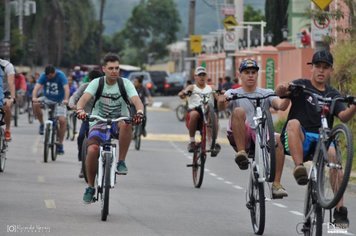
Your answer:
[275,50,356,225]
[218,59,290,199]
[178,66,220,157]
[76,53,144,204]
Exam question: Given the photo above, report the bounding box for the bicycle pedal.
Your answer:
[246,201,253,210]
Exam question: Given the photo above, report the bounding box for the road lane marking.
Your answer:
[37,176,45,183]
[217,177,224,181]
[209,173,217,177]
[224,181,233,185]
[289,211,303,216]
[273,203,287,208]
[233,185,243,190]
[44,200,56,209]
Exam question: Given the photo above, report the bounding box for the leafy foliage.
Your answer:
[265,0,289,45]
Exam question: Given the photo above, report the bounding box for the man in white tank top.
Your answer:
[218,59,290,199]
[178,66,220,156]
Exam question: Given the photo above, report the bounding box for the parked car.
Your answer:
[127,71,156,95]
[147,71,169,95]
[164,72,185,95]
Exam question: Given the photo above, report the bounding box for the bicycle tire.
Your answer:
[13,103,18,127]
[101,153,111,221]
[51,123,58,161]
[207,103,217,152]
[28,101,34,124]
[176,104,186,122]
[248,168,265,235]
[0,130,6,172]
[261,109,276,182]
[81,138,88,183]
[192,144,205,188]
[71,114,77,141]
[134,124,142,150]
[43,125,50,163]
[303,181,323,236]
[317,123,353,209]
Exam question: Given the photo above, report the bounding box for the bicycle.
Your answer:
[84,114,131,221]
[66,109,77,141]
[282,84,355,236]
[12,99,19,127]
[185,91,219,188]
[226,92,277,235]
[0,108,8,172]
[40,101,61,163]
[131,104,146,151]
[175,99,188,122]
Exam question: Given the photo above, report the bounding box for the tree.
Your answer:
[244,4,265,22]
[120,0,181,67]
[265,0,289,45]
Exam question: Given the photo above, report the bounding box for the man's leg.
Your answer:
[285,119,308,185]
[116,121,132,174]
[231,107,249,170]
[3,99,12,140]
[83,143,99,203]
[272,133,288,198]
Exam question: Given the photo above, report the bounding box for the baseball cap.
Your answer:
[239,59,259,73]
[194,66,207,76]
[307,50,333,66]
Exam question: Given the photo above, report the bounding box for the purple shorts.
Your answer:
[227,123,256,152]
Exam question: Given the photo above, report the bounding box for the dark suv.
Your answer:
[147,71,168,96]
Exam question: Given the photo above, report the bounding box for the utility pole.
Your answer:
[0,0,11,59]
[187,0,196,81]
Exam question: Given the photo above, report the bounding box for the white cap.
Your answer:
[194,66,207,75]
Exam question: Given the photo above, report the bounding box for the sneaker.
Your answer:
[272,183,288,199]
[5,130,11,142]
[39,124,44,135]
[83,186,95,204]
[210,143,221,157]
[187,142,196,153]
[333,206,349,228]
[116,160,128,175]
[235,150,249,170]
[56,144,64,155]
[293,164,308,185]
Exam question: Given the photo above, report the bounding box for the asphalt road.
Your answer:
[0,96,355,236]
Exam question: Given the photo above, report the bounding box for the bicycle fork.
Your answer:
[97,145,117,189]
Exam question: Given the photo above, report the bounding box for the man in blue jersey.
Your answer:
[32,65,69,154]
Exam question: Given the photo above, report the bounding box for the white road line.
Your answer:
[44,200,56,209]
[217,177,224,181]
[224,181,233,185]
[273,203,287,208]
[209,173,217,177]
[289,211,304,216]
[233,185,243,190]
[37,176,45,183]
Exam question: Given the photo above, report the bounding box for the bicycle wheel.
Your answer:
[13,103,18,127]
[207,103,217,151]
[66,116,70,140]
[303,181,323,236]
[134,124,142,150]
[71,114,77,141]
[260,109,276,182]
[51,123,58,161]
[317,123,353,209]
[247,167,265,235]
[43,124,50,163]
[176,104,186,122]
[27,101,34,124]
[81,138,88,183]
[101,153,111,221]
[0,130,6,172]
[192,144,205,188]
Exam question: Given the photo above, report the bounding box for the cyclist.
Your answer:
[218,59,290,199]
[275,50,356,226]
[0,58,16,141]
[68,69,104,178]
[178,66,220,156]
[76,53,144,204]
[32,65,69,155]
[132,75,153,137]
[15,72,27,114]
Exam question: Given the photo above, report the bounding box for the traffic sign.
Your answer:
[311,15,332,41]
[223,31,237,51]
[311,0,333,10]
[223,15,238,31]
[190,35,202,54]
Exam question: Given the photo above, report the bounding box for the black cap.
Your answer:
[308,50,333,66]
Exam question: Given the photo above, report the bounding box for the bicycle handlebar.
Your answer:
[87,114,132,124]
[226,92,276,102]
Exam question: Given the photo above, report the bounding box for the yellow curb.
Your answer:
[142,133,229,144]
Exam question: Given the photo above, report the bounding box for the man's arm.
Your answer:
[76,93,92,111]
[337,105,356,123]
[63,84,70,104]
[178,84,194,99]
[217,94,229,111]
[32,83,43,102]
[7,74,16,100]
[130,95,144,113]
[271,97,290,111]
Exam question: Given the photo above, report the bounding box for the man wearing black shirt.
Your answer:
[276,50,356,227]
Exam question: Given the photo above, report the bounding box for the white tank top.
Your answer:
[188,84,213,109]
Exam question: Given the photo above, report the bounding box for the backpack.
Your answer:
[92,76,132,113]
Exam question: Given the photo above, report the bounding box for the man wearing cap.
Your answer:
[276,50,356,226]
[178,66,220,157]
[218,58,290,199]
